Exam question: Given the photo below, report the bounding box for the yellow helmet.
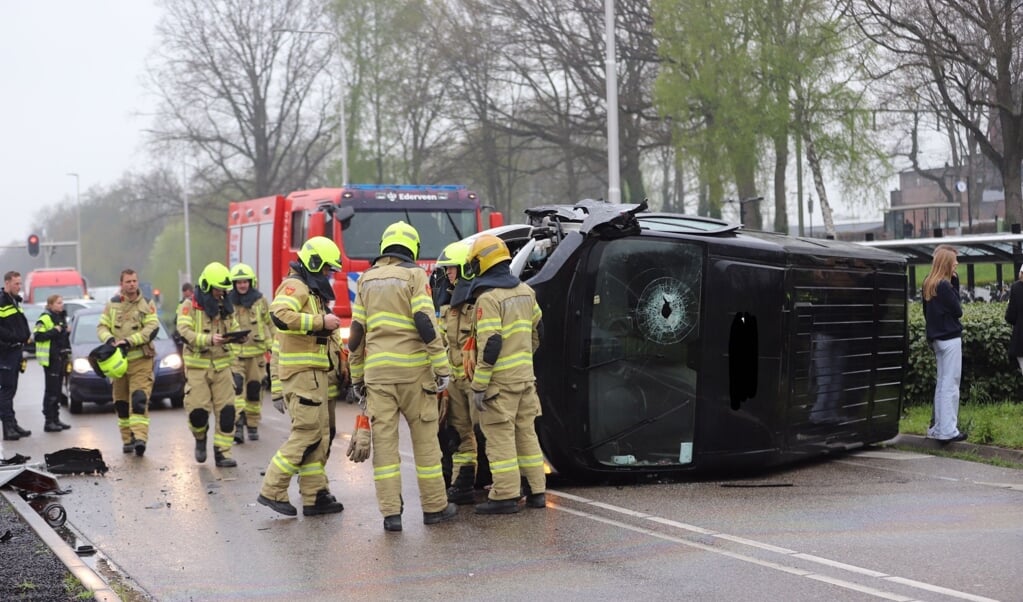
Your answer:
[198,261,233,292]
[466,234,511,278]
[436,241,472,280]
[298,236,342,273]
[379,221,421,260]
[230,262,257,285]
[89,343,127,379]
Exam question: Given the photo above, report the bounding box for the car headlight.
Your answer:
[72,358,93,374]
[159,353,182,370]
[340,326,350,341]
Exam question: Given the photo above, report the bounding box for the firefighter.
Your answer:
[228,263,273,443]
[348,221,456,532]
[464,234,546,514]
[176,262,240,467]
[97,269,160,456]
[34,294,72,432]
[434,241,483,504]
[257,236,344,517]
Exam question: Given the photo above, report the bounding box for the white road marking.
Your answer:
[547,489,1000,602]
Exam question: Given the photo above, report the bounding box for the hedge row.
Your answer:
[906,301,1023,406]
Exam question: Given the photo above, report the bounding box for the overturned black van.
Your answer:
[486,201,907,481]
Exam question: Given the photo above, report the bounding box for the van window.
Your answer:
[33,286,86,301]
[291,210,307,249]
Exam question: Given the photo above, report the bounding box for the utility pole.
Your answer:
[67,172,82,273]
[604,0,621,203]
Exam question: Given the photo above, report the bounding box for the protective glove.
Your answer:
[346,414,372,463]
[272,397,285,414]
[352,381,367,407]
[461,338,476,380]
[435,374,451,393]
[472,389,487,412]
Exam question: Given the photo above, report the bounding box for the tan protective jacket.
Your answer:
[349,256,449,385]
[270,273,331,380]
[470,282,541,391]
[176,300,238,371]
[233,296,274,358]
[97,294,158,362]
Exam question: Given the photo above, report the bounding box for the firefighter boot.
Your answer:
[257,494,297,517]
[447,465,476,505]
[474,498,521,515]
[423,502,458,525]
[383,515,403,532]
[194,438,207,463]
[303,490,344,516]
[134,439,147,457]
[122,437,136,453]
[247,426,259,441]
[2,422,21,441]
[521,478,546,508]
[44,421,64,433]
[214,448,237,468]
[234,412,246,444]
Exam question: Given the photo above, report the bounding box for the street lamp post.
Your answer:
[275,28,348,185]
[604,0,621,203]
[66,173,82,273]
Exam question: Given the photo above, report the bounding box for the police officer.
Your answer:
[0,271,32,441]
[228,263,273,443]
[257,236,344,517]
[34,294,72,432]
[348,221,456,532]
[177,262,239,467]
[98,269,159,456]
[464,234,546,514]
[434,241,482,504]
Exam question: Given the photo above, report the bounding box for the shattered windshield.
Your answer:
[340,209,477,260]
[584,238,702,468]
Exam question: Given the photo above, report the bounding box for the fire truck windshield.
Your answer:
[341,209,477,260]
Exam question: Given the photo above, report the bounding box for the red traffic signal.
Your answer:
[27,234,40,257]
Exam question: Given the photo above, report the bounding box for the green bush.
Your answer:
[906,302,1023,407]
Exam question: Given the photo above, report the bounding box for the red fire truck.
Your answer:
[227,184,502,340]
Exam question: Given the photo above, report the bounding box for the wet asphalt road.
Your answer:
[3,363,1022,602]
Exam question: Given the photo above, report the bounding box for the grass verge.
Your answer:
[900,401,1023,449]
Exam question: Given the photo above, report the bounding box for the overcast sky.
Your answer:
[0,1,160,246]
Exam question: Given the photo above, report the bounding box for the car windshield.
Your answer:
[33,285,86,301]
[340,209,477,260]
[72,312,168,345]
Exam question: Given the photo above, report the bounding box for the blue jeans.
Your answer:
[928,338,962,440]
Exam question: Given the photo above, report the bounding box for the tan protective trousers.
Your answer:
[111,358,154,445]
[368,374,447,517]
[260,370,330,506]
[447,375,478,475]
[478,381,546,501]
[233,355,266,427]
[184,366,235,456]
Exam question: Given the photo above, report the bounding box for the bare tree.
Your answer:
[147,0,338,200]
[852,0,1023,225]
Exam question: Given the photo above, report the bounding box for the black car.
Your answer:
[67,307,185,414]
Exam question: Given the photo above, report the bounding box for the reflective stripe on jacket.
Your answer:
[97,295,159,361]
[176,301,237,371]
[270,274,330,379]
[470,282,541,391]
[348,256,449,384]
[233,296,274,357]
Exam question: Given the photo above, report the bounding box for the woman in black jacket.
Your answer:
[33,295,72,432]
[922,246,966,442]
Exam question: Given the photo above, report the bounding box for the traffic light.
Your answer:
[27,234,40,257]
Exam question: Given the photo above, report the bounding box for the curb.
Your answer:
[884,434,1023,465]
[0,488,122,602]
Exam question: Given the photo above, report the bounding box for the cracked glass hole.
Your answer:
[636,277,696,344]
